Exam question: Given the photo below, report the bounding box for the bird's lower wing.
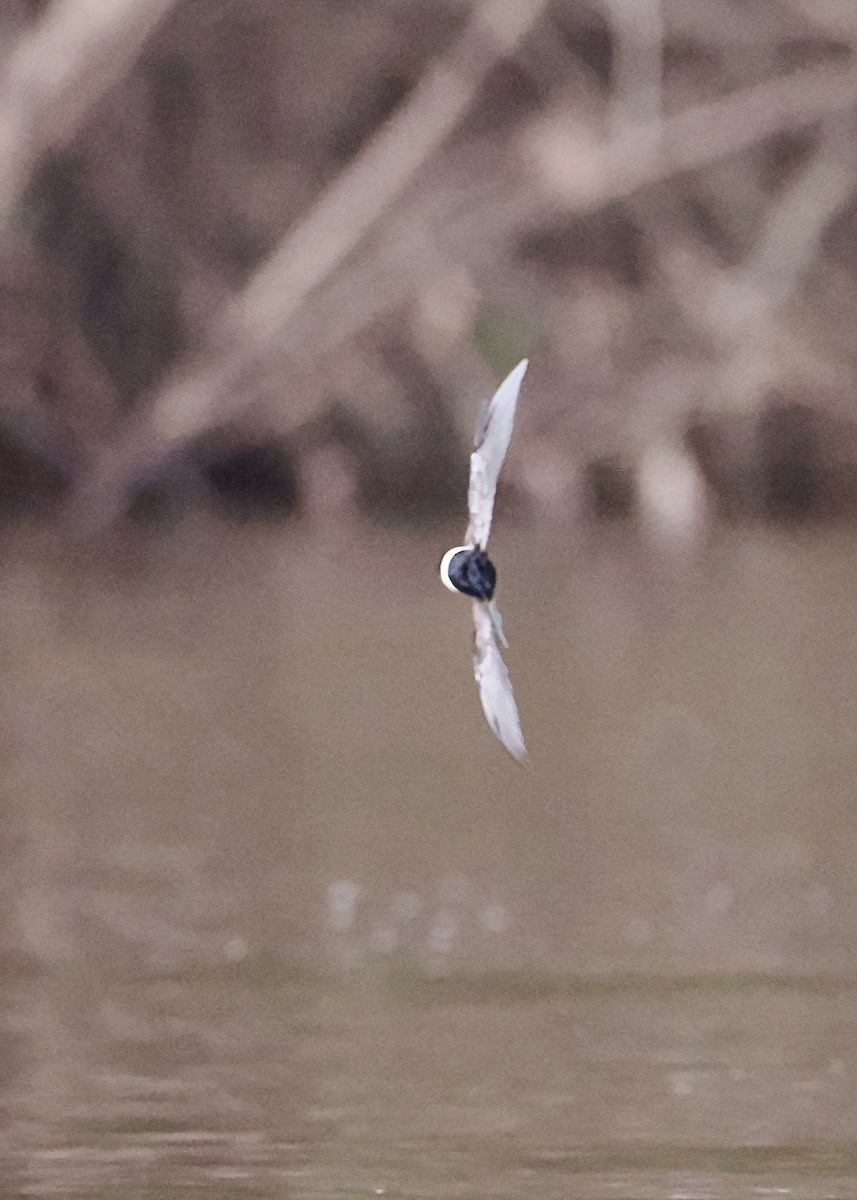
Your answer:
[472,602,526,761]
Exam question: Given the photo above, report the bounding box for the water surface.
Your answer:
[3,516,857,1196]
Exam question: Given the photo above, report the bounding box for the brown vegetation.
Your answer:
[1,0,857,529]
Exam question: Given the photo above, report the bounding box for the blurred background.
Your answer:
[3,0,857,1196]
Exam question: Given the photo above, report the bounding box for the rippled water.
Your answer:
[3,515,857,1196]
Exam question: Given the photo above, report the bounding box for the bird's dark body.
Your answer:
[446,546,497,601]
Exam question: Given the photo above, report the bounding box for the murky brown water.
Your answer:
[3,514,857,1197]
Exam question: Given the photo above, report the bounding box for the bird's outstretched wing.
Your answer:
[466,359,528,549]
[472,601,526,761]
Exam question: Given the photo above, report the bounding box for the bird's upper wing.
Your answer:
[472,601,526,761]
[466,359,528,548]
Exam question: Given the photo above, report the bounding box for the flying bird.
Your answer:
[439,359,528,761]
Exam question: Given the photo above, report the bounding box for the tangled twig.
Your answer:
[0,0,177,231]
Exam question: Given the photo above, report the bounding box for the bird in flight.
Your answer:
[439,359,528,761]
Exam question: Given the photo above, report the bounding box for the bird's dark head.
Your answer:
[439,544,497,601]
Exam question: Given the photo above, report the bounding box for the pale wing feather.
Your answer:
[466,359,528,548]
[472,602,526,761]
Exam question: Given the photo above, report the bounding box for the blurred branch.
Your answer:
[654,118,857,349]
[530,57,857,212]
[64,4,857,528]
[601,0,664,148]
[222,0,548,355]
[70,0,551,529]
[781,0,857,41]
[635,119,857,413]
[655,237,847,415]
[668,0,803,54]
[739,117,857,312]
[0,0,177,231]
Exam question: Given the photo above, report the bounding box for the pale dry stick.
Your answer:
[71,181,527,527]
[600,0,664,151]
[636,122,857,417]
[660,118,857,348]
[532,57,857,212]
[781,0,857,41]
[669,241,845,416]
[736,117,857,314]
[663,62,857,187]
[613,96,857,431]
[71,0,551,529]
[156,0,549,441]
[0,0,177,231]
[704,119,857,404]
[667,0,808,56]
[67,216,444,525]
